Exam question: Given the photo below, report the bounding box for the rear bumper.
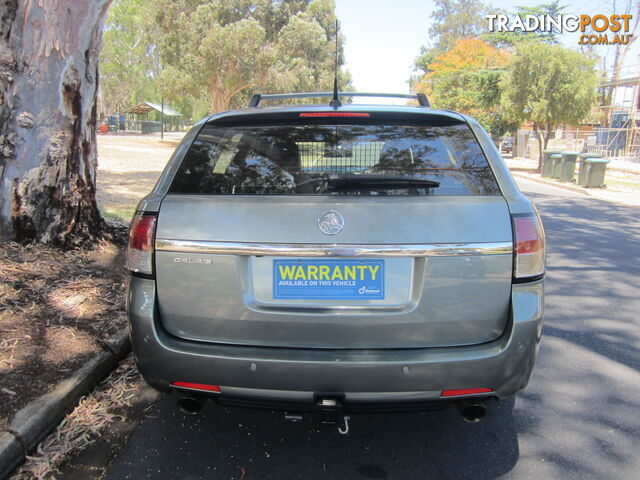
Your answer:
[127,276,543,403]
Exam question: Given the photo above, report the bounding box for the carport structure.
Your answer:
[126,102,183,135]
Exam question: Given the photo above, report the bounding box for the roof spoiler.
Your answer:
[248,92,430,108]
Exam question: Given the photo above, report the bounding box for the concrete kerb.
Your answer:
[512,172,640,207]
[0,328,131,479]
[512,171,590,194]
[0,434,21,480]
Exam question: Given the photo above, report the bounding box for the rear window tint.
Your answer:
[169,123,500,196]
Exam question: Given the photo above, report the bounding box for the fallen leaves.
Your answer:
[11,356,142,480]
[0,239,127,429]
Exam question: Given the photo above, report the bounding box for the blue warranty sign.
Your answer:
[273,259,385,300]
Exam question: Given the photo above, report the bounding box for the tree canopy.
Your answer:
[414,38,517,137]
[484,1,566,47]
[100,0,159,115]
[501,42,598,167]
[99,0,350,118]
[414,0,492,74]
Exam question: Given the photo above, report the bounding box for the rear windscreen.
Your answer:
[169,123,500,196]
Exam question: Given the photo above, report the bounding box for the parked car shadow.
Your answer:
[513,188,640,478]
[106,393,520,480]
[527,189,640,372]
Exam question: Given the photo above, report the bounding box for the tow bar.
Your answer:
[317,398,350,435]
[283,397,352,434]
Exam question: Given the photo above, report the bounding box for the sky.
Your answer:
[334,0,640,94]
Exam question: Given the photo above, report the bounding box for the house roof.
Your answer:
[127,102,182,116]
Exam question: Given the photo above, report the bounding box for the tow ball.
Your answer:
[317,398,350,435]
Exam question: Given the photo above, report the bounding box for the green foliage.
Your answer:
[434,70,515,137]
[501,42,598,163]
[414,47,438,75]
[100,0,159,114]
[100,0,350,121]
[484,1,566,47]
[474,70,521,137]
[154,0,349,113]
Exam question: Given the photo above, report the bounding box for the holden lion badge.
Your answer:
[317,210,344,235]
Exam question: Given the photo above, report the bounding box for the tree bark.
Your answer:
[532,124,543,172]
[0,0,112,247]
[532,122,554,173]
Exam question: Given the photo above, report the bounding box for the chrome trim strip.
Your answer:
[155,239,512,257]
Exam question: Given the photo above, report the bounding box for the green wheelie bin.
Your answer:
[581,157,611,188]
[548,153,563,179]
[542,150,563,177]
[559,151,580,182]
[577,152,603,186]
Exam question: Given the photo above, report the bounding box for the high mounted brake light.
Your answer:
[512,210,545,282]
[299,112,370,117]
[126,212,157,277]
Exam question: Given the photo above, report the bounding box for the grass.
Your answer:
[604,177,640,190]
[101,207,135,225]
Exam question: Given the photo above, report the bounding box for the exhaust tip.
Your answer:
[178,396,204,415]
[457,401,487,423]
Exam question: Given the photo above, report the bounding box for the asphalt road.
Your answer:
[101,179,640,479]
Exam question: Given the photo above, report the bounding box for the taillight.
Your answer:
[512,210,545,282]
[126,212,157,277]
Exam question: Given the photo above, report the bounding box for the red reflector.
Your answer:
[440,388,494,397]
[299,112,370,117]
[171,382,221,392]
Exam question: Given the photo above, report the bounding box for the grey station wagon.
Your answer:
[126,92,545,427]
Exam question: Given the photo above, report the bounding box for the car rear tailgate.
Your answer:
[154,195,513,349]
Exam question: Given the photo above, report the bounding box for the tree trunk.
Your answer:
[542,130,550,161]
[532,124,544,173]
[0,0,112,247]
[209,84,229,114]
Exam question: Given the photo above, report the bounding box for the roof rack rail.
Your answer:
[248,92,430,108]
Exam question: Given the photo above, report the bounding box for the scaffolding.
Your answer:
[591,65,640,161]
[516,66,640,164]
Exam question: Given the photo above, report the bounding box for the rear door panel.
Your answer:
[154,195,513,349]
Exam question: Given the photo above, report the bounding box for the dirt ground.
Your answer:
[0,132,181,443]
[0,239,128,430]
[96,132,184,223]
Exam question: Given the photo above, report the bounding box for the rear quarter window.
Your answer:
[169,120,500,196]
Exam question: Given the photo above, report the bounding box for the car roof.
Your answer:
[204,103,466,124]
